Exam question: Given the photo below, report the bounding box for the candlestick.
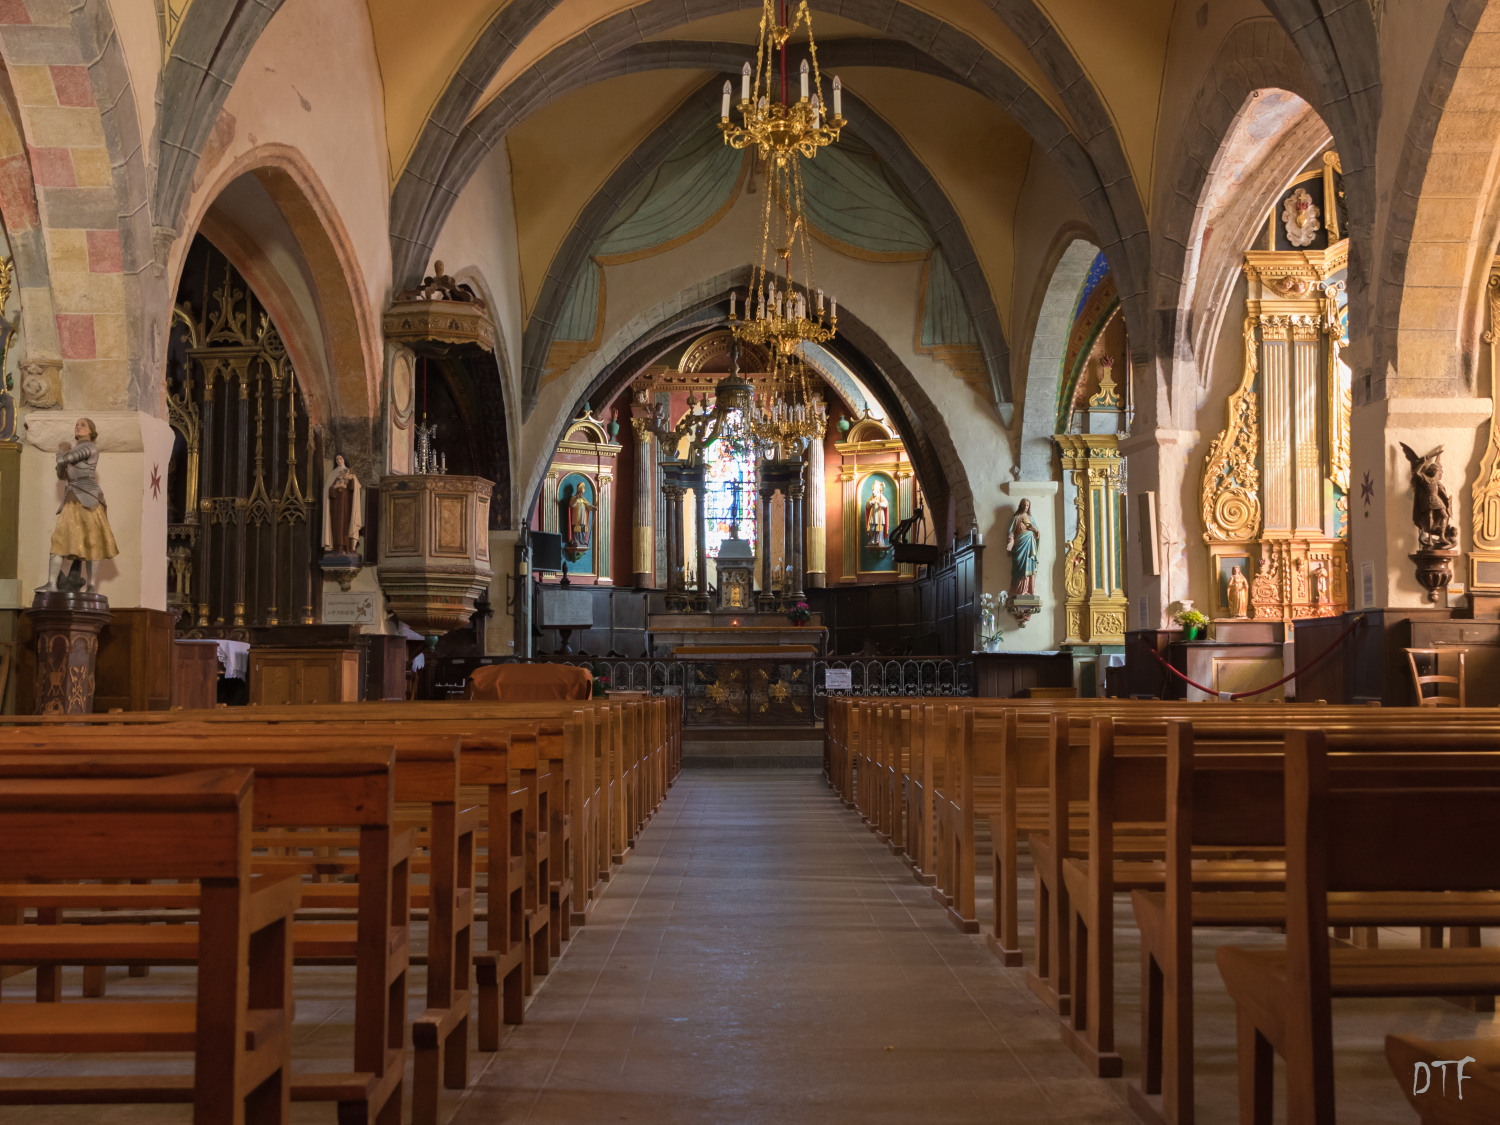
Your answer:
[800,59,809,101]
[741,62,751,102]
[722,80,731,119]
[832,75,842,117]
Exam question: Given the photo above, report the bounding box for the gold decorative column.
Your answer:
[804,432,827,587]
[630,417,655,588]
[1470,264,1500,613]
[1054,434,1127,643]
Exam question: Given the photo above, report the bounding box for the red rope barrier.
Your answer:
[1145,616,1364,701]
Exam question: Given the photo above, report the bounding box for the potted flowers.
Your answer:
[978,592,1004,652]
[1174,608,1209,641]
[787,600,812,626]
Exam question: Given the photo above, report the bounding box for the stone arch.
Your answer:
[1375,0,1497,400]
[520,77,1009,416]
[154,0,288,234]
[1149,21,1337,425]
[1016,234,1100,480]
[525,266,973,542]
[176,144,382,423]
[389,0,1151,343]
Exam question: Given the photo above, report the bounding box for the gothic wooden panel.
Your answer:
[386,494,420,554]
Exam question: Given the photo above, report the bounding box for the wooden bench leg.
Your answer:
[1236,1010,1274,1125]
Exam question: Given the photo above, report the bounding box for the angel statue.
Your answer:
[1399,442,1458,550]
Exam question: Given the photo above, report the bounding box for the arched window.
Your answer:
[702,415,757,558]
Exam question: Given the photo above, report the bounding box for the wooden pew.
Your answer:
[1131,727,1500,1125]
[1217,729,1500,1125]
[0,724,477,1125]
[0,748,409,1125]
[0,768,299,1124]
[1386,1035,1500,1123]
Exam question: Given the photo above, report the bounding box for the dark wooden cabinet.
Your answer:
[171,640,220,710]
[94,608,175,712]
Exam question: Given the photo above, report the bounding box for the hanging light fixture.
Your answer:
[750,354,826,448]
[723,0,840,366]
[719,0,845,166]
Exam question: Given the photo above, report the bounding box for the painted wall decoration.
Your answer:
[857,472,898,574]
[557,472,597,576]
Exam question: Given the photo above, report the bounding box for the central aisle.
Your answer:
[451,770,1137,1124]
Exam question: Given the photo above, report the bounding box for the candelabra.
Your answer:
[414,417,447,475]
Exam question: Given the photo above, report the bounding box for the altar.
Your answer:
[647,611,826,658]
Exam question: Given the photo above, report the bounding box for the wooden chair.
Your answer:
[1406,647,1466,706]
[0,768,298,1123]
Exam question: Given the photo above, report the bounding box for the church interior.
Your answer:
[4,0,1500,1121]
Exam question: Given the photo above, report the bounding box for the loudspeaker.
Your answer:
[531,531,564,574]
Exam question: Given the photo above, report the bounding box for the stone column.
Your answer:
[758,486,775,606]
[26,592,111,714]
[805,435,827,588]
[631,422,654,588]
[693,485,709,610]
[541,471,560,533]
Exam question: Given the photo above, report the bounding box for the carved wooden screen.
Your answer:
[165,238,320,636]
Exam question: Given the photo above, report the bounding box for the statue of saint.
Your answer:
[1312,564,1330,606]
[324,452,363,555]
[1227,565,1250,618]
[1006,498,1040,597]
[864,479,890,549]
[1399,443,1458,550]
[566,483,596,551]
[36,417,118,594]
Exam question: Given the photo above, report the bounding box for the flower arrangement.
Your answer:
[787,600,812,625]
[1174,607,1209,640]
[978,592,1006,651]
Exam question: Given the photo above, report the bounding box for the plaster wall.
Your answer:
[506,70,711,319]
[175,0,391,397]
[430,138,526,517]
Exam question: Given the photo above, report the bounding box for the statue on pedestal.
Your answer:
[864,479,890,550]
[1007,498,1040,598]
[36,417,118,595]
[324,452,363,555]
[1399,443,1458,550]
[1227,565,1250,618]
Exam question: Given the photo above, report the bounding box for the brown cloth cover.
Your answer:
[465,663,593,701]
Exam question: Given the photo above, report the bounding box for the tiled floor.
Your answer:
[450,770,1138,1124]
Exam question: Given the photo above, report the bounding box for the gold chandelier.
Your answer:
[719,0,844,166]
[750,355,826,447]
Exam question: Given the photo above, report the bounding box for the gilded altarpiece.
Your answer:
[1200,239,1350,621]
[166,243,320,637]
[1468,261,1500,610]
[1055,434,1127,644]
[539,409,620,585]
[835,418,920,582]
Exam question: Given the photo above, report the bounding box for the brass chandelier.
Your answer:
[721,0,838,447]
[719,0,844,166]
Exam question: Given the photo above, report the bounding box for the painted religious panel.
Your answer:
[857,472,897,574]
[558,472,597,576]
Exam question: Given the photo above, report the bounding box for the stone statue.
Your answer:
[394,260,487,309]
[324,452,363,555]
[1399,442,1458,550]
[36,417,119,594]
[1006,498,1041,598]
[1227,564,1250,618]
[1312,563,1330,606]
[864,479,890,549]
[1281,186,1321,248]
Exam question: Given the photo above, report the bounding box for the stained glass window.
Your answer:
[703,410,757,557]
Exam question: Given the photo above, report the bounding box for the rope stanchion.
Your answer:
[1145,616,1364,701]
